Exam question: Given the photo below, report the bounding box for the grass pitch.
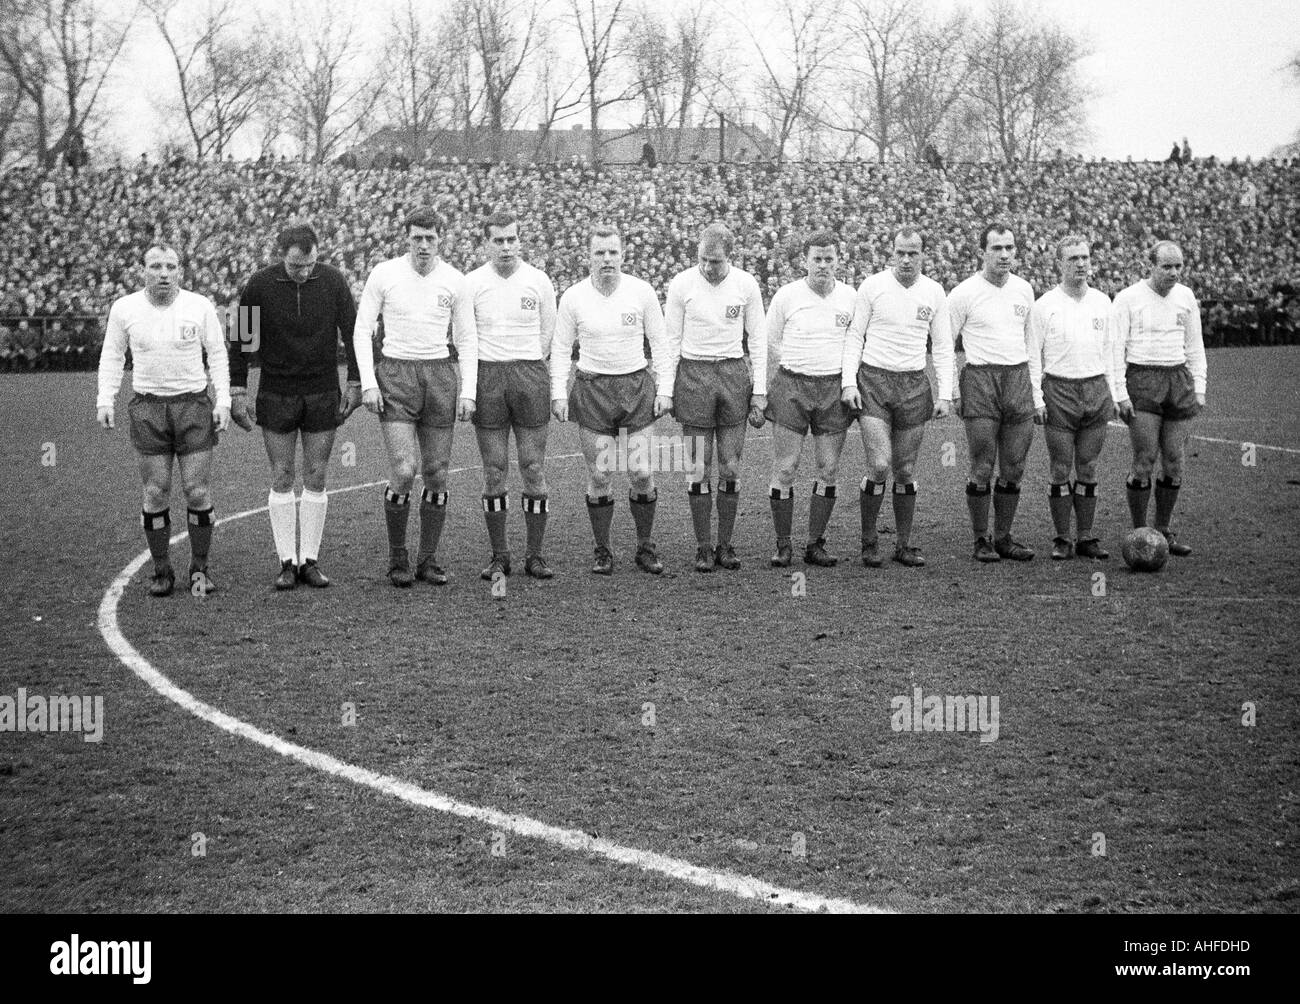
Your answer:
[1,347,1298,912]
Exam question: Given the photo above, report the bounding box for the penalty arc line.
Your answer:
[96,454,879,915]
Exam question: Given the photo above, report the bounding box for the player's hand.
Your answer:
[1195,392,1206,409]
[1032,405,1046,426]
[841,388,862,411]
[1116,399,1135,423]
[97,406,114,430]
[213,405,231,433]
[339,384,362,422]
[230,395,255,431]
[653,394,673,418]
[747,395,766,429]
[363,388,384,414]
[551,398,568,423]
[932,398,953,419]
[457,397,475,422]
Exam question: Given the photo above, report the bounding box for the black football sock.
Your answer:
[586,494,615,550]
[860,477,886,545]
[1049,482,1073,538]
[1073,481,1099,537]
[1126,476,1152,528]
[384,487,410,557]
[769,486,793,545]
[142,509,171,571]
[1153,476,1180,531]
[965,482,991,539]
[891,482,917,549]
[418,489,447,562]
[687,481,713,548]
[715,480,740,549]
[629,489,657,546]
[993,480,1021,541]
[483,493,509,556]
[808,481,837,542]
[187,507,214,566]
[522,493,548,557]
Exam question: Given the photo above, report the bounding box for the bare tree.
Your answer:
[823,0,916,162]
[148,0,280,160]
[0,0,140,168]
[629,0,715,161]
[382,0,456,157]
[566,0,634,164]
[525,21,587,160]
[963,0,1092,163]
[459,0,540,142]
[895,8,972,162]
[282,0,382,163]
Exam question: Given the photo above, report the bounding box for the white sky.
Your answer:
[100,0,1299,160]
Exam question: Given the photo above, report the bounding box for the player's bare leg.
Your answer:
[139,453,176,595]
[684,424,716,570]
[579,425,617,573]
[805,430,847,566]
[769,424,805,566]
[177,448,216,592]
[713,422,747,569]
[1154,416,1193,555]
[964,417,999,560]
[626,423,662,574]
[1125,410,1162,529]
[515,423,552,577]
[263,429,302,585]
[992,419,1034,560]
[856,415,891,566]
[1072,423,1109,559]
[476,424,513,578]
[415,423,454,582]
[379,420,420,585]
[889,422,926,565]
[1045,423,1077,558]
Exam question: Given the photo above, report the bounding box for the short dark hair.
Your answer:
[483,211,518,237]
[589,223,620,247]
[404,207,445,234]
[893,226,925,250]
[802,230,838,256]
[979,222,1015,250]
[698,223,734,256]
[277,223,319,256]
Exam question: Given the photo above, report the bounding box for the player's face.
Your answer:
[407,225,440,272]
[804,244,838,282]
[143,248,181,299]
[981,230,1016,278]
[1058,242,1090,285]
[697,241,729,284]
[589,235,622,279]
[283,243,318,284]
[891,234,924,285]
[1150,247,1184,295]
[485,223,520,269]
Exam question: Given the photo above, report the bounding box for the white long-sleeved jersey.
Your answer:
[1027,285,1121,409]
[1111,280,1207,398]
[948,272,1035,366]
[662,265,767,397]
[463,261,557,363]
[551,274,668,399]
[767,278,856,378]
[841,270,954,400]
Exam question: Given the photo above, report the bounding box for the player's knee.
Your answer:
[1074,459,1098,482]
[422,464,449,493]
[587,472,612,497]
[815,459,840,484]
[969,459,994,484]
[772,456,799,487]
[717,457,740,483]
[519,459,546,494]
[390,457,417,492]
[1049,459,1072,483]
[892,459,915,484]
[183,483,212,510]
[1000,459,1027,484]
[1160,455,1185,482]
[867,456,891,482]
[301,465,328,493]
[142,484,169,511]
[1130,453,1156,478]
[482,462,508,496]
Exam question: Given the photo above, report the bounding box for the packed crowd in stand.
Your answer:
[1,155,1297,369]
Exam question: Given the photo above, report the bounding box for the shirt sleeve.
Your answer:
[352,268,383,393]
[96,300,129,410]
[336,271,360,384]
[452,275,478,401]
[642,282,669,390]
[661,275,686,398]
[200,296,231,409]
[765,289,786,374]
[929,286,955,401]
[229,276,254,390]
[841,282,871,389]
[744,273,768,396]
[1111,292,1132,403]
[1184,293,1207,394]
[1026,299,1048,411]
[538,272,557,361]
[550,289,577,400]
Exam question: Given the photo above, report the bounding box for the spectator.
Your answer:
[1182,137,1193,163]
[1167,142,1182,166]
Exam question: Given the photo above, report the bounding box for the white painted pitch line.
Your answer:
[97,457,881,915]
[1105,420,1300,455]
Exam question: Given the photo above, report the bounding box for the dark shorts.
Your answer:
[473,359,550,430]
[765,367,854,436]
[856,364,934,431]
[128,390,218,457]
[256,387,341,434]
[1042,373,1113,431]
[1126,363,1201,421]
[376,356,458,427]
[673,357,753,429]
[959,362,1035,424]
[569,368,655,436]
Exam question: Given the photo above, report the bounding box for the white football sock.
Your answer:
[298,489,329,563]
[268,490,298,564]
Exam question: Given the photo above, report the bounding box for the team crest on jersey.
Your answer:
[438,294,452,309]
[1013,304,1028,318]
[1092,317,1105,330]
[835,313,851,327]
[179,323,198,342]
[725,305,742,319]
[520,296,537,311]
[1176,311,1189,327]
[915,305,933,322]
[621,312,637,326]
